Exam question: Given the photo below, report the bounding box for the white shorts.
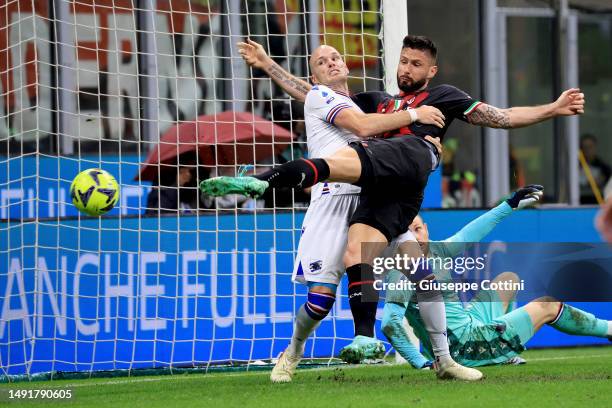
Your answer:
[293,194,360,285]
[292,194,417,286]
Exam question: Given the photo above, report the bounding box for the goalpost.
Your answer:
[0,0,407,380]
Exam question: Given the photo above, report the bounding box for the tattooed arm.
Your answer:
[237,39,311,102]
[468,88,585,129]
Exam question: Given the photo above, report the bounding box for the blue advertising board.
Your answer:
[1,208,610,376]
[1,155,610,376]
[0,155,150,219]
[0,154,443,219]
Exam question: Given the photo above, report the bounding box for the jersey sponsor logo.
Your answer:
[377,91,430,138]
[326,97,335,104]
[309,260,323,272]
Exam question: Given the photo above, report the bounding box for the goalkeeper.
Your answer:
[382,186,612,368]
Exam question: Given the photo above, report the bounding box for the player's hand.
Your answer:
[506,184,544,209]
[237,39,271,69]
[414,105,445,128]
[424,135,442,156]
[553,88,585,116]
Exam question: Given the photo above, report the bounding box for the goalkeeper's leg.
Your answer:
[526,297,612,339]
[271,283,336,383]
[472,297,612,368]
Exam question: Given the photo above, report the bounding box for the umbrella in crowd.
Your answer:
[137,111,294,181]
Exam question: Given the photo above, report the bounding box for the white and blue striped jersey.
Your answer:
[304,84,361,199]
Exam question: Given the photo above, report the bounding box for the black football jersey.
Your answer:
[351,84,481,141]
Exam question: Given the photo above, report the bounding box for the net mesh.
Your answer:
[0,0,391,379]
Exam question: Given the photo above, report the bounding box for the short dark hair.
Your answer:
[402,35,437,61]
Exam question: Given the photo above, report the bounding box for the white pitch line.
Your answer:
[14,352,612,389]
[526,353,612,362]
[58,364,372,388]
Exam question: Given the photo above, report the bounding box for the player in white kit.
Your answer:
[291,84,362,287]
[264,48,445,383]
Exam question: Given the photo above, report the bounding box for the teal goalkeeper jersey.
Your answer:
[385,202,514,355]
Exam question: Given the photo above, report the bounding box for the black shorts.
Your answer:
[348,136,436,241]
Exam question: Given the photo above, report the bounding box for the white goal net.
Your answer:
[0,0,403,380]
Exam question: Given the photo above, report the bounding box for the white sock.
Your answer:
[416,289,451,363]
[287,304,321,357]
[607,321,612,336]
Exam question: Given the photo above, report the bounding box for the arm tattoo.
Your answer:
[267,63,310,98]
[468,104,512,129]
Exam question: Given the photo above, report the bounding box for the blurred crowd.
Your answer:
[144,116,610,214]
[144,114,310,215]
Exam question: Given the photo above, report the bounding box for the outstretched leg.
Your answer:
[494,297,612,354]
[522,297,611,337]
[200,146,362,198]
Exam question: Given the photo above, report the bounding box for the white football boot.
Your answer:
[434,358,484,381]
[270,349,302,383]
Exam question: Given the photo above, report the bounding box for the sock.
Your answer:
[549,303,610,338]
[346,264,379,338]
[287,290,336,356]
[287,304,322,357]
[255,158,330,189]
[416,281,451,362]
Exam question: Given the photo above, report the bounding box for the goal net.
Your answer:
[0,0,403,380]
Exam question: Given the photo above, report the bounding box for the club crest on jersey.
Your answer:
[322,91,328,97]
[309,260,323,272]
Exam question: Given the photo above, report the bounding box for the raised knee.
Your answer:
[495,271,520,283]
[343,242,361,267]
[532,297,562,320]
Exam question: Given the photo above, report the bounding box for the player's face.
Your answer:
[409,215,430,254]
[396,47,437,93]
[309,46,349,87]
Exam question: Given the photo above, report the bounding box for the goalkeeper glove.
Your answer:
[506,184,544,209]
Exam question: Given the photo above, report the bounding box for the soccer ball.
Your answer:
[70,168,119,216]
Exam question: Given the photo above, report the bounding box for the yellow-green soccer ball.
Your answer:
[70,168,119,216]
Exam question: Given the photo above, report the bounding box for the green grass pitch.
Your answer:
[1,347,611,407]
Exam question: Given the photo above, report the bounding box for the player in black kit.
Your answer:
[201,36,584,379]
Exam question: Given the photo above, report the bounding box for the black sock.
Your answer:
[254,158,330,189]
[346,263,379,338]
